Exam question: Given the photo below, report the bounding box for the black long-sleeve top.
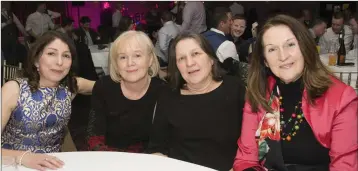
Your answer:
[147,76,246,170]
[87,76,167,152]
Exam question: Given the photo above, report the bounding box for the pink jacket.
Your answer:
[234,76,358,171]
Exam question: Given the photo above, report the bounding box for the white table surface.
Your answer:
[320,54,357,89]
[12,152,217,171]
[89,45,110,75]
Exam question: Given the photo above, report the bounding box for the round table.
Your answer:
[320,54,357,90]
[12,152,217,171]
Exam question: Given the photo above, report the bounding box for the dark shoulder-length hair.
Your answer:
[22,31,78,93]
[247,14,332,113]
[168,32,225,90]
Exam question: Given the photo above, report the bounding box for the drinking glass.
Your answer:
[328,40,338,66]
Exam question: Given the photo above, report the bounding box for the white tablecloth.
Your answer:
[89,45,110,75]
[320,54,357,89]
[12,152,217,171]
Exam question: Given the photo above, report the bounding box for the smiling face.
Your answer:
[36,38,72,86]
[175,38,214,87]
[231,18,246,38]
[115,37,153,83]
[263,25,304,83]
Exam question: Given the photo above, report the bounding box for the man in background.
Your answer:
[203,7,239,63]
[308,18,327,44]
[112,2,122,28]
[155,11,180,67]
[56,17,78,41]
[180,1,207,34]
[74,16,101,46]
[26,2,61,41]
[347,13,358,59]
[319,12,353,54]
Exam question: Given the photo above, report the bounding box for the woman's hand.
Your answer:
[20,153,64,171]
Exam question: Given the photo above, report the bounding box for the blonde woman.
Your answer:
[87,31,168,152]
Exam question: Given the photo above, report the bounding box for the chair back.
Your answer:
[61,126,77,152]
[333,71,358,92]
[2,60,22,84]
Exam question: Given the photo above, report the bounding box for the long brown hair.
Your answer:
[247,14,332,113]
[22,31,78,93]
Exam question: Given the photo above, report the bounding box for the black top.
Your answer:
[88,76,168,152]
[147,76,246,171]
[225,34,255,63]
[264,77,330,170]
[1,12,18,43]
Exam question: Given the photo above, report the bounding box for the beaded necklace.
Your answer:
[276,86,305,141]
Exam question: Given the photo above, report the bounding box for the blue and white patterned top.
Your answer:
[1,78,73,153]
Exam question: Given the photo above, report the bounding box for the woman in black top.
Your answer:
[147,32,246,171]
[87,31,167,152]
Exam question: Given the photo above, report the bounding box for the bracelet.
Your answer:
[19,150,31,166]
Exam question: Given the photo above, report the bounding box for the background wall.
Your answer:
[8,1,358,32]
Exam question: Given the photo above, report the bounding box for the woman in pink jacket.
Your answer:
[234,15,357,171]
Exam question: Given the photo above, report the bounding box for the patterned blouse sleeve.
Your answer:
[87,79,117,151]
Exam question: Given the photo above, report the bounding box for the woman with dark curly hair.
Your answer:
[1,31,95,171]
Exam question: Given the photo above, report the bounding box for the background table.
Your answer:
[89,45,110,75]
[12,152,217,171]
[320,54,357,90]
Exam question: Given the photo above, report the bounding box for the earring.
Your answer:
[148,67,153,76]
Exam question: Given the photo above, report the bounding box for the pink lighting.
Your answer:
[103,2,110,9]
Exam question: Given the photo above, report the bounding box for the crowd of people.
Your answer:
[1,1,358,171]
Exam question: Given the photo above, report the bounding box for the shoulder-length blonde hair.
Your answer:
[247,14,333,113]
[109,30,160,83]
